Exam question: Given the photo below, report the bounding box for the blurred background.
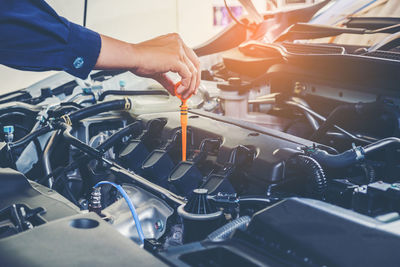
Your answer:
[0,0,316,93]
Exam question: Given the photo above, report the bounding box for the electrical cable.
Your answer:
[98,90,169,101]
[9,125,53,149]
[6,123,43,156]
[310,102,382,142]
[284,100,375,144]
[251,95,375,144]
[94,181,145,245]
[12,124,43,173]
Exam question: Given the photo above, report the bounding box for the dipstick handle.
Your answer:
[174,82,192,162]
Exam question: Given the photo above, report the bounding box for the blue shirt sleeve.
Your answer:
[0,0,101,79]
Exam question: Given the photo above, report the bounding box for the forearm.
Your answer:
[94,35,138,70]
[0,0,100,79]
[0,0,200,98]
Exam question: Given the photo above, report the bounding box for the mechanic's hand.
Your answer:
[95,34,200,99]
[130,33,200,99]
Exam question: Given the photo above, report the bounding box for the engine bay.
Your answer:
[2,2,400,266]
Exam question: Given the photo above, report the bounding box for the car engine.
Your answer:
[2,2,400,267]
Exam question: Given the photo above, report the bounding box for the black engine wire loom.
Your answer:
[59,98,132,126]
[273,136,400,200]
[0,98,133,173]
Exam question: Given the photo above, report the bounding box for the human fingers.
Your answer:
[152,73,175,95]
[182,43,201,93]
[171,60,192,95]
[181,54,197,99]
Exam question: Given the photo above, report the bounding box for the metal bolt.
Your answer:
[155,220,164,232]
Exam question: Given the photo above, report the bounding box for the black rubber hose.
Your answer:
[314,144,339,155]
[77,94,95,105]
[60,123,103,159]
[361,163,376,183]
[9,125,53,149]
[13,124,43,166]
[97,121,142,152]
[311,104,354,141]
[290,97,319,131]
[42,130,60,185]
[66,99,131,123]
[0,121,44,170]
[98,90,169,101]
[290,155,327,196]
[49,106,80,118]
[4,123,43,156]
[44,122,143,184]
[307,148,361,169]
[311,102,381,142]
[306,137,400,169]
[284,100,374,144]
[0,102,40,117]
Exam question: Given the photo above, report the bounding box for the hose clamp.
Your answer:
[124,97,131,110]
[61,114,72,126]
[352,143,365,161]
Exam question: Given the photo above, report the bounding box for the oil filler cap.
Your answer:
[177,189,224,243]
[184,189,217,214]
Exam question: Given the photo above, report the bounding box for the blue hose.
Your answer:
[94,181,145,245]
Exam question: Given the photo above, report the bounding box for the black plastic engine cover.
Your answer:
[242,197,400,267]
[0,168,79,222]
[135,110,314,190]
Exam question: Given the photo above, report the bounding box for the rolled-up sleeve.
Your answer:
[0,0,101,79]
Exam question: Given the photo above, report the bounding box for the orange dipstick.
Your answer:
[174,81,192,162]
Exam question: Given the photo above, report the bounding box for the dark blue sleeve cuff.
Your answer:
[63,22,101,79]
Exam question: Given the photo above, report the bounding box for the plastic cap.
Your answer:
[3,125,14,134]
[82,87,92,94]
[183,188,218,214]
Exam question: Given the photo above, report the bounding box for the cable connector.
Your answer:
[353,144,365,161]
[61,114,72,126]
[88,187,102,215]
[208,192,239,204]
